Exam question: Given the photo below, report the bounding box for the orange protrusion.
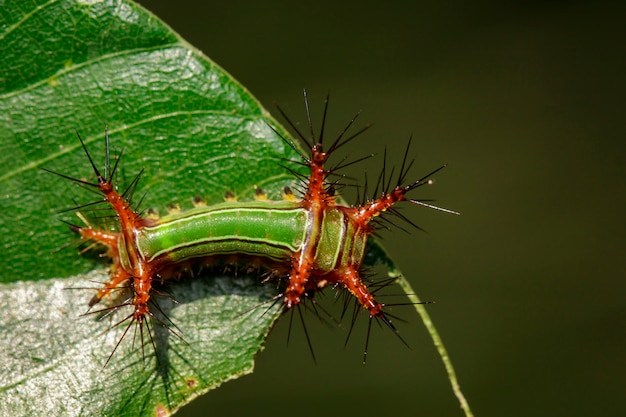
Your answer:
[88,267,131,307]
[284,253,307,308]
[78,228,119,254]
[131,267,153,322]
[77,227,128,307]
[284,143,334,309]
[339,266,384,318]
[301,144,334,208]
[355,186,407,224]
[88,175,154,327]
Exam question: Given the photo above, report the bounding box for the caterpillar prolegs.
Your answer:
[47,94,457,364]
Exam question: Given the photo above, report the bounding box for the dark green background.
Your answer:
[137,1,624,416]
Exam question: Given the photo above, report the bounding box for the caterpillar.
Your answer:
[46,93,457,364]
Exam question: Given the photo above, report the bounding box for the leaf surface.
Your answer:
[0,1,297,415]
[0,1,472,416]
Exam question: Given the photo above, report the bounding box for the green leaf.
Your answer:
[0,272,282,416]
[0,0,298,283]
[0,0,297,415]
[0,1,473,416]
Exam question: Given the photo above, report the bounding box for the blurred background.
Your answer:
[136,1,625,416]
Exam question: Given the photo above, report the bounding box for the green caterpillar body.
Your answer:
[46,94,456,363]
